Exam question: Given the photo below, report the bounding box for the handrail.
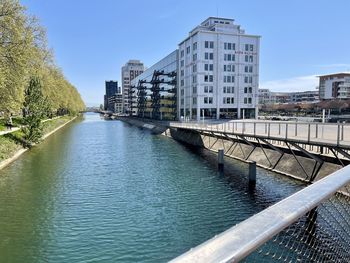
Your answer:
[170,165,350,263]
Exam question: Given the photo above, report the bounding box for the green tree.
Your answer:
[22,77,47,145]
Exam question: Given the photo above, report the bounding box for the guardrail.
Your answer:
[169,121,350,148]
[170,165,350,262]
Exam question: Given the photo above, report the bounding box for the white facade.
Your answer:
[121,60,145,113]
[178,17,260,120]
[318,73,350,100]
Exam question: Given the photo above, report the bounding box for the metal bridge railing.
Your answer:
[169,121,350,149]
[170,165,350,262]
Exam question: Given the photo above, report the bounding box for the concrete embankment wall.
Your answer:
[118,117,342,182]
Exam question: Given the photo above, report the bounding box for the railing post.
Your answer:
[264,123,267,134]
[295,123,297,137]
[286,123,288,140]
[254,122,256,136]
[308,123,311,143]
[337,124,340,146]
[341,123,344,141]
[316,124,318,138]
[268,123,271,137]
[243,122,245,134]
[278,123,281,135]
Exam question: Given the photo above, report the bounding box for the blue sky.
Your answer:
[22,0,350,106]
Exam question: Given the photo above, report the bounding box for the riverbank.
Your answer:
[0,115,78,171]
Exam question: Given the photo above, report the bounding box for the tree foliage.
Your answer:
[0,0,85,115]
[22,77,46,144]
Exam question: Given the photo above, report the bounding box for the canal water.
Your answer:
[0,113,304,262]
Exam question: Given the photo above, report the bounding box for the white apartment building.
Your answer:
[318,73,350,100]
[121,60,145,113]
[178,17,260,120]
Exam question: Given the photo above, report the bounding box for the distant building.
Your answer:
[258,89,319,104]
[121,60,145,114]
[104,80,120,112]
[178,17,260,120]
[290,90,319,103]
[107,94,123,113]
[318,73,350,100]
[130,51,178,120]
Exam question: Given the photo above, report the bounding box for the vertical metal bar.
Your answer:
[316,124,318,138]
[341,124,344,141]
[243,122,245,134]
[254,122,256,136]
[337,124,340,146]
[308,123,311,143]
[295,123,297,137]
[286,123,288,140]
[268,123,271,137]
[279,123,281,135]
[264,123,267,134]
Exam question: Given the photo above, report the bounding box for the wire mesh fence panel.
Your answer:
[243,184,350,263]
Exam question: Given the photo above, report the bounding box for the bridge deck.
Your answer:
[169,120,350,150]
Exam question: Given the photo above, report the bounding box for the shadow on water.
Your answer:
[168,140,305,212]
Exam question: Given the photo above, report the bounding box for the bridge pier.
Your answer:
[248,161,256,187]
[218,149,224,171]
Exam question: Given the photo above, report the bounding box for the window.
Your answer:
[209,97,213,104]
[193,97,197,104]
[226,97,230,104]
[181,80,184,86]
[244,87,247,93]
[181,50,184,57]
[204,86,208,93]
[192,75,197,83]
[193,42,197,51]
[248,98,252,104]
[244,76,253,84]
[205,41,214,49]
[204,97,208,104]
[193,53,197,61]
[209,86,213,93]
[245,65,253,73]
[244,97,247,104]
[180,70,184,76]
[224,42,235,50]
[181,98,184,105]
[223,87,226,93]
[193,64,197,73]
[223,97,226,104]
[205,52,209,60]
[205,64,213,71]
[249,55,253,62]
[204,75,213,82]
[227,86,231,93]
[224,65,234,72]
[231,97,234,104]
[250,44,254,51]
[205,52,213,60]
[180,60,184,67]
[224,76,234,83]
[248,87,252,93]
[193,86,197,94]
[224,54,235,61]
[186,46,190,54]
[245,44,249,51]
[181,89,184,95]
[209,53,213,60]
